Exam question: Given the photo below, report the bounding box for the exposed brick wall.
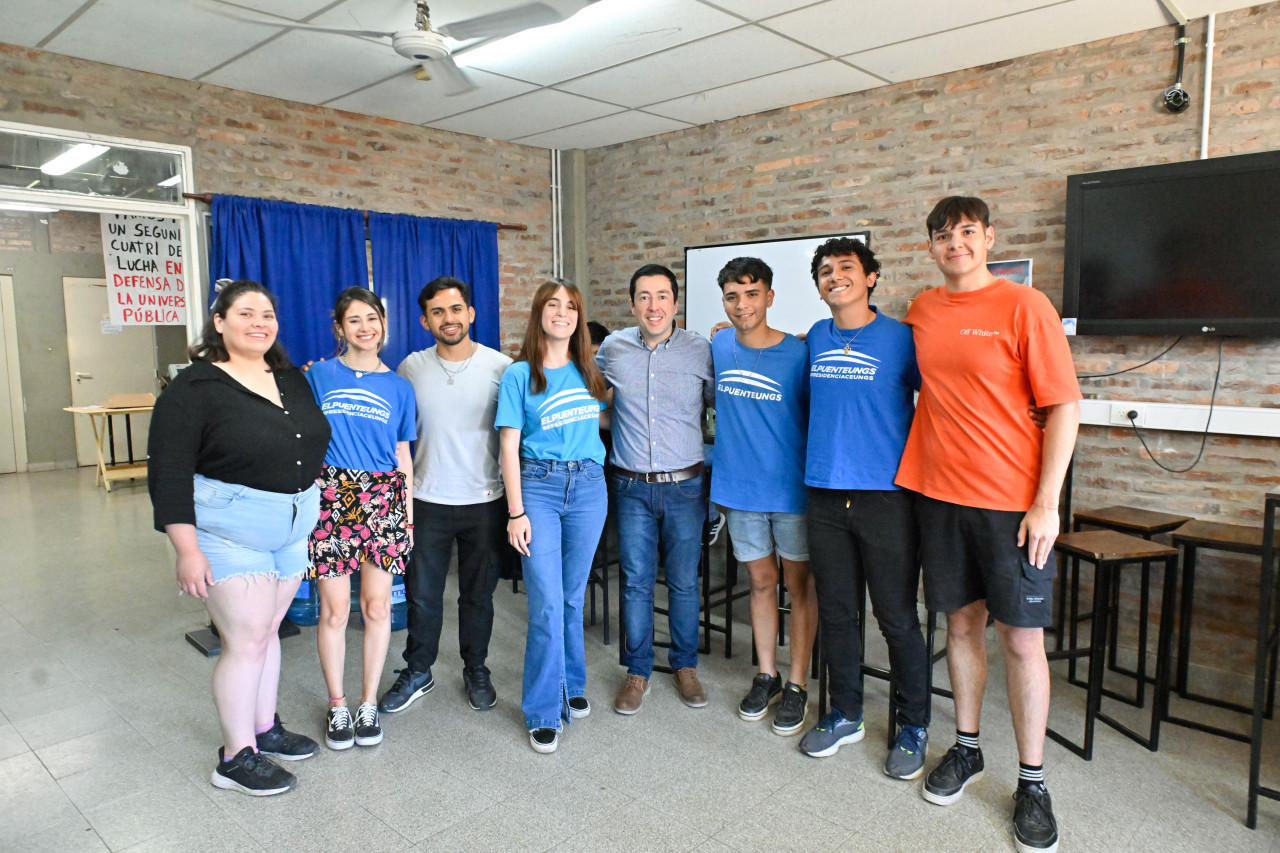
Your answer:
[584,3,1280,675]
[48,211,101,254]
[0,43,552,353]
[0,212,36,250]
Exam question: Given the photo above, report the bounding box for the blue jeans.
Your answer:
[613,473,706,677]
[519,459,608,731]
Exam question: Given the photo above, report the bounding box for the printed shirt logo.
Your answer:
[961,328,1000,336]
[321,388,392,424]
[717,369,783,402]
[810,347,880,381]
[538,387,600,431]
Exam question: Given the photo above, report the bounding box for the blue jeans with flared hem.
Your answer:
[519,459,608,732]
[613,473,706,677]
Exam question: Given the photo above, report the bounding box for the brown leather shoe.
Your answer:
[613,674,650,715]
[673,667,708,708]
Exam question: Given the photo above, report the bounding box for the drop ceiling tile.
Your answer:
[42,0,284,79]
[428,88,621,140]
[707,0,821,19]
[203,28,415,105]
[849,0,1172,83]
[647,59,881,125]
[557,25,825,109]
[231,0,340,18]
[311,0,575,35]
[459,0,740,86]
[514,109,692,149]
[0,0,86,46]
[1188,0,1271,14]
[764,0,1055,57]
[326,67,537,123]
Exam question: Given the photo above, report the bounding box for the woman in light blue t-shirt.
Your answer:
[496,280,609,754]
[306,287,415,752]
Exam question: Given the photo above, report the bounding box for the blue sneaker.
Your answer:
[798,709,864,757]
[884,724,928,780]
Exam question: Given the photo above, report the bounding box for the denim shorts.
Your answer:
[192,474,321,584]
[723,508,809,562]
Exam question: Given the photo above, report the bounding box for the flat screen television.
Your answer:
[1063,149,1280,336]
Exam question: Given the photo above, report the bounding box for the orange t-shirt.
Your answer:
[895,279,1081,512]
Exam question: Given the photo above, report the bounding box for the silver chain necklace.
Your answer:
[339,352,382,379]
[832,313,874,355]
[732,334,767,376]
[434,341,477,385]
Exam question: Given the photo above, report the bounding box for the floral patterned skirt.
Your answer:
[308,465,409,579]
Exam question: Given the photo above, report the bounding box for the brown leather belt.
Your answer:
[614,462,704,484]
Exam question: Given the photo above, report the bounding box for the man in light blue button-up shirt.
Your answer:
[596,264,714,715]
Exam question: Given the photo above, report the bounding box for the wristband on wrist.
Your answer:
[508,510,527,520]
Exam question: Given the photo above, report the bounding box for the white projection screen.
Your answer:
[683,232,870,339]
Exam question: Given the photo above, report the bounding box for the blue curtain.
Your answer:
[368,212,500,369]
[210,195,367,367]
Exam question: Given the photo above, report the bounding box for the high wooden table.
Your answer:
[64,404,152,491]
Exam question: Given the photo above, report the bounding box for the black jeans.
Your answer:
[807,487,929,728]
[403,497,506,672]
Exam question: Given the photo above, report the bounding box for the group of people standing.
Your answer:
[147,194,1079,853]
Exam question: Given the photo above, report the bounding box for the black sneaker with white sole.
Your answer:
[568,696,590,718]
[1013,783,1059,853]
[325,705,354,751]
[255,714,318,760]
[771,682,808,736]
[529,727,558,754]
[922,744,984,805]
[738,672,782,722]
[464,665,497,710]
[354,702,383,746]
[212,746,296,796]
[379,668,434,713]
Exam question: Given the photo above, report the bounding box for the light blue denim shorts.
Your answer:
[723,508,808,563]
[192,474,321,584]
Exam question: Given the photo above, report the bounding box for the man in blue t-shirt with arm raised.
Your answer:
[799,237,933,780]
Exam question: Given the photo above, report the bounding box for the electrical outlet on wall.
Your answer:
[1109,403,1146,426]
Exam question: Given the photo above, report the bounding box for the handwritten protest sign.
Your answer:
[100,214,187,326]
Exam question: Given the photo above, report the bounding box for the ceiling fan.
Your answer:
[217,1,600,95]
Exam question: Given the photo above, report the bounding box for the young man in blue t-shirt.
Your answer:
[710,257,816,736]
[799,237,932,780]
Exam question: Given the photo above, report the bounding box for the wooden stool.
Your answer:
[1160,516,1280,828]
[1065,506,1190,706]
[1047,530,1178,759]
[1169,520,1270,712]
[1249,489,1280,827]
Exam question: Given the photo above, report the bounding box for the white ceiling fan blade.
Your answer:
[436,1,596,42]
[429,56,479,97]
[203,3,394,39]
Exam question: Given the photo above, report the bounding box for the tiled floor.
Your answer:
[3,467,1279,852]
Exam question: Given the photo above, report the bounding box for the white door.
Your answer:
[63,277,158,468]
[0,275,21,474]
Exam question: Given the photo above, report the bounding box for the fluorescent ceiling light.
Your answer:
[0,202,59,212]
[40,143,110,176]
[157,174,183,187]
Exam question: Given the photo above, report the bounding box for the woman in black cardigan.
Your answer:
[149,280,330,796]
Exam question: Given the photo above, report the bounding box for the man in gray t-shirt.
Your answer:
[377,277,512,716]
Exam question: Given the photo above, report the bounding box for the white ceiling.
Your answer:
[0,0,1259,149]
